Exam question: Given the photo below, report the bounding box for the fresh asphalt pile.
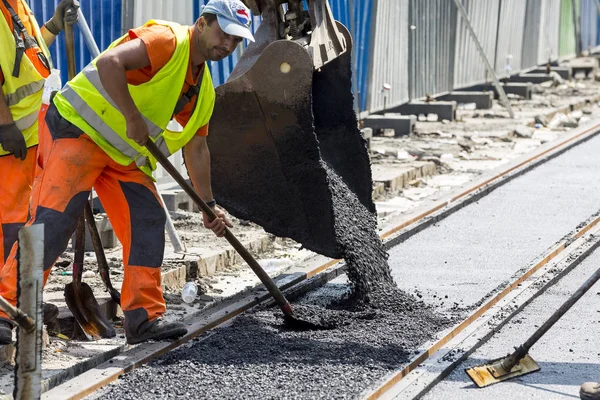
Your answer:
[100,163,453,399]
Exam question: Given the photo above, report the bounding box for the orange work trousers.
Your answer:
[0,116,167,334]
[0,145,37,267]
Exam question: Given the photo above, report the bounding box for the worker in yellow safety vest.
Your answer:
[0,0,79,333]
[0,0,255,345]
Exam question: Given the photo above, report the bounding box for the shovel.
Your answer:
[145,141,326,329]
[64,215,116,339]
[62,23,115,339]
[84,202,121,304]
[466,265,600,388]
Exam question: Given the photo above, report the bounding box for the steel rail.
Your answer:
[43,120,600,400]
[365,212,600,399]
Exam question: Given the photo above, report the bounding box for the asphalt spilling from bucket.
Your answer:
[101,163,453,399]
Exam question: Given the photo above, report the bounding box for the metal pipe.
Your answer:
[452,0,515,119]
[76,9,100,58]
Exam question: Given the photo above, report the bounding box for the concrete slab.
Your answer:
[531,66,572,80]
[363,114,416,137]
[391,101,457,122]
[569,57,599,78]
[508,73,554,84]
[371,162,437,193]
[387,132,600,310]
[422,243,600,400]
[466,83,532,100]
[438,91,493,109]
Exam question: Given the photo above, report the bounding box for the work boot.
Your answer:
[126,318,187,345]
[42,302,59,325]
[581,382,600,400]
[0,319,13,345]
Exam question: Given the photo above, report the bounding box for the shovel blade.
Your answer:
[64,282,116,340]
[465,354,541,388]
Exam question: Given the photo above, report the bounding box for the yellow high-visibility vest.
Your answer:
[0,0,52,156]
[54,20,216,177]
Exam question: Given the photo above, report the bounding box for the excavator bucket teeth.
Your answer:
[208,21,372,259]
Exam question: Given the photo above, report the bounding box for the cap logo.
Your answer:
[235,8,250,26]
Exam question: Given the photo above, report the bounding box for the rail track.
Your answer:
[29,119,600,399]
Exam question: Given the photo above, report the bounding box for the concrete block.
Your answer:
[391,101,457,122]
[531,66,571,80]
[508,73,553,84]
[438,91,493,109]
[361,127,373,150]
[363,114,416,137]
[161,189,200,213]
[501,83,532,100]
[569,57,598,77]
[464,83,532,100]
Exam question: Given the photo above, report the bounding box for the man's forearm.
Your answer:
[41,26,57,47]
[96,54,140,121]
[184,142,214,202]
[0,90,14,124]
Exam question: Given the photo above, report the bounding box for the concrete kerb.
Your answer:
[369,215,600,400]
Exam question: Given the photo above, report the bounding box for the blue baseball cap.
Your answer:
[202,0,255,42]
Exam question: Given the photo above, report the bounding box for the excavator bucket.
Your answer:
[208,0,373,259]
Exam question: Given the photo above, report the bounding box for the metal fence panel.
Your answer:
[522,0,561,68]
[559,0,579,57]
[540,0,562,62]
[580,0,598,51]
[133,0,194,26]
[495,0,527,78]
[453,0,500,89]
[368,0,409,113]
[408,0,457,100]
[29,0,122,85]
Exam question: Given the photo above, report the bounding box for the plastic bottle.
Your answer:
[181,281,198,303]
[42,69,62,105]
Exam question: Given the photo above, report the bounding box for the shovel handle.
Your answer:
[64,23,77,80]
[145,141,294,316]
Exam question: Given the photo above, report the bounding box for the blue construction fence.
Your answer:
[28,0,372,111]
[27,0,600,113]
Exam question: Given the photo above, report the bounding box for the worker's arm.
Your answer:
[41,0,79,47]
[183,135,232,237]
[96,38,151,145]
[0,88,27,159]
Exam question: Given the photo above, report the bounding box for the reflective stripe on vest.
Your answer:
[14,108,37,130]
[5,78,44,106]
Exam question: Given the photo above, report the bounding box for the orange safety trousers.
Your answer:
[0,145,37,266]
[0,112,168,333]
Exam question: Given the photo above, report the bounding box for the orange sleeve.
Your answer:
[195,123,209,137]
[121,25,177,85]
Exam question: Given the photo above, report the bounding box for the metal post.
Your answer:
[452,0,515,118]
[76,9,100,59]
[157,190,186,254]
[595,0,600,15]
[14,224,44,400]
[571,0,582,56]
